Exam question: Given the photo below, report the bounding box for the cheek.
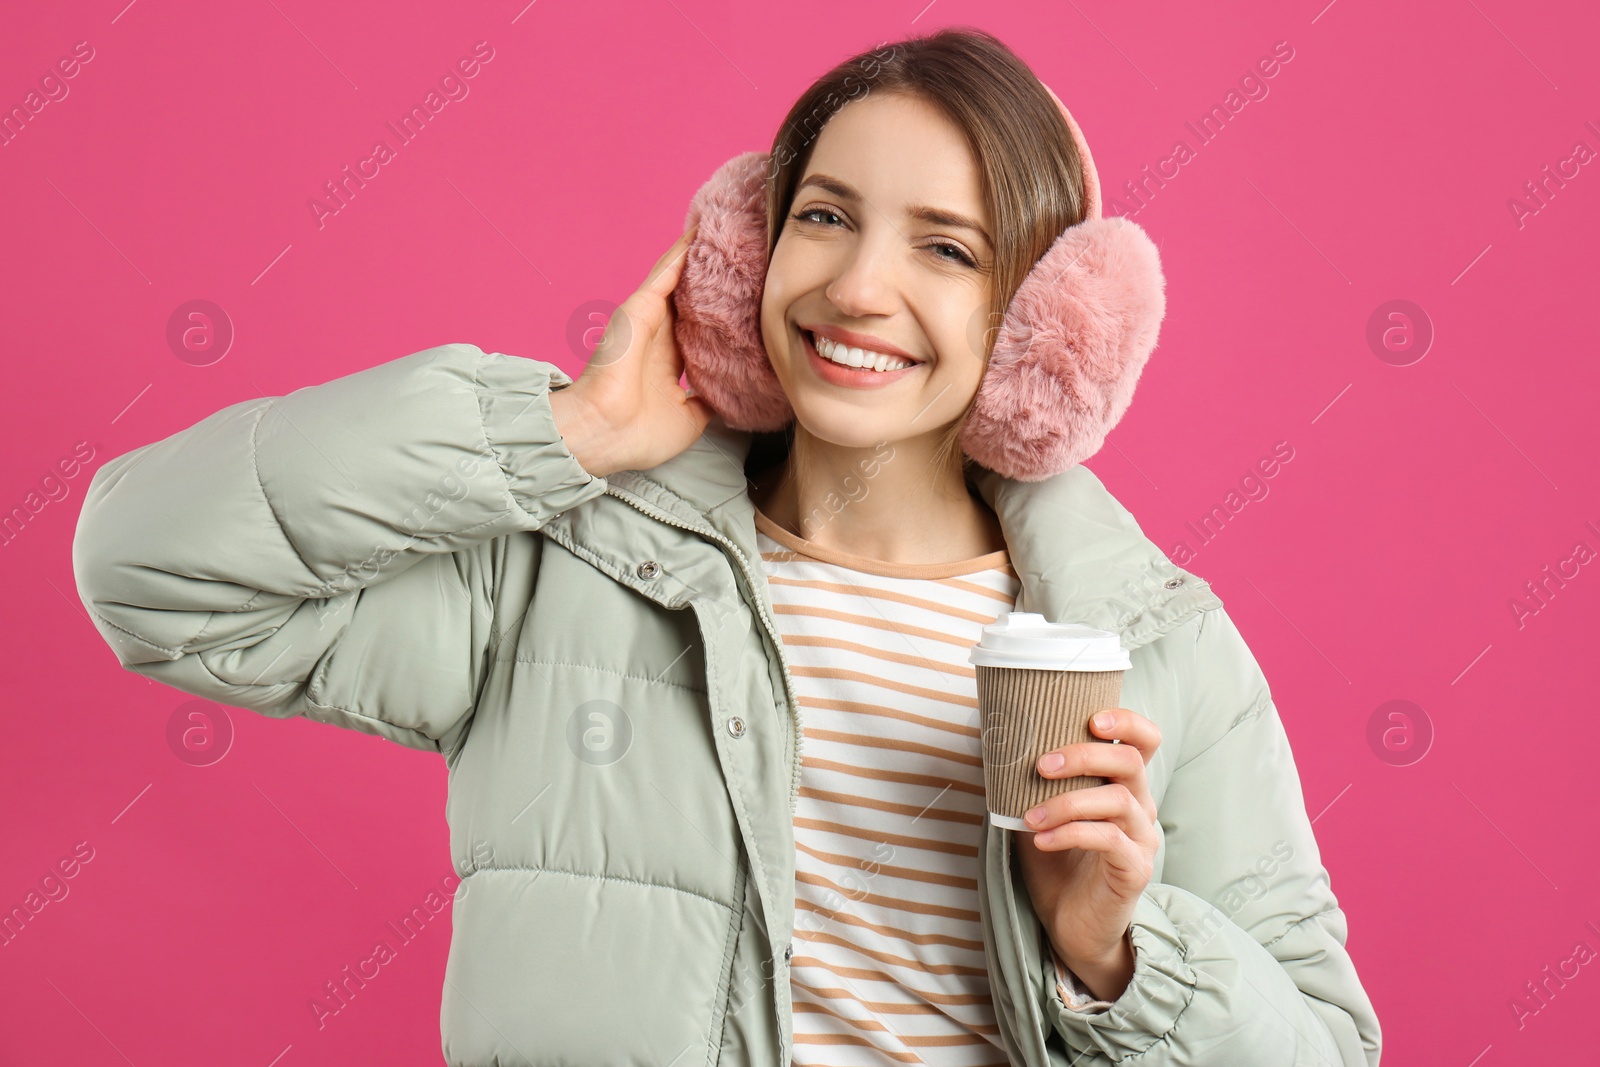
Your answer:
[758,286,791,372]
[762,250,809,311]
[929,313,990,388]
[764,238,812,303]
[758,245,818,367]
[956,298,1001,370]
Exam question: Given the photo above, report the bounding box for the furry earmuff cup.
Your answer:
[674,153,790,434]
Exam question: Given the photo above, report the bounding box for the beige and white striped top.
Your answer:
[754,509,1111,1067]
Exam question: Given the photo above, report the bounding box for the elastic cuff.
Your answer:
[474,353,610,527]
[1047,936,1116,1014]
[1046,891,1197,1060]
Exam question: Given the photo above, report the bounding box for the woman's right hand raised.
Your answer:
[549,226,718,478]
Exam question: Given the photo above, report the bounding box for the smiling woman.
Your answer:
[72,23,1381,1067]
[667,26,1382,1066]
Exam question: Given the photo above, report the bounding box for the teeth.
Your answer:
[813,333,916,372]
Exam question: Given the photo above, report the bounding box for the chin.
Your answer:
[788,402,904,450]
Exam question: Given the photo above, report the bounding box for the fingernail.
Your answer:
[1094,711,1115,731]
[1026,806,1047,826]
[1040,752,1064,773]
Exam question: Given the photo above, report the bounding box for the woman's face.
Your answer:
[759,91,994,451]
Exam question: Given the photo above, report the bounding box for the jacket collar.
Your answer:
[606,417,1220,650]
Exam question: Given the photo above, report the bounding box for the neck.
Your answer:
[748,424,1007,566]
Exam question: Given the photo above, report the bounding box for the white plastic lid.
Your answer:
[967,612,1131,671]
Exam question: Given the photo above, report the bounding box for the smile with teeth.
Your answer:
[812,332,921,373]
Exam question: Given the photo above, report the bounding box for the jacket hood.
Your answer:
[606,414,1222,651]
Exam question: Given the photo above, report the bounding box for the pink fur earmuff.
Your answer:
[672,85,1166,483]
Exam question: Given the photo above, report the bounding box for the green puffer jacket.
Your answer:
[72,343,1382,1066]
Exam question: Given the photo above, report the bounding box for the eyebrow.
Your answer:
[795,172,992,249]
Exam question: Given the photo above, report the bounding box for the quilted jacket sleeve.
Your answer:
[1050,941,1115,1014]
[1043,606,1383,1065]
[72,343,609,755]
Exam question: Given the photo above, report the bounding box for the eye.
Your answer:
[928,240,978,268]
[791,208,979,269]
[791,208,844,226]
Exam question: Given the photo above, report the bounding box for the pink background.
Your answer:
[3,0,1596,1063]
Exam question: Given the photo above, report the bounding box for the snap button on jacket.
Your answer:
[72,344,1382,1066]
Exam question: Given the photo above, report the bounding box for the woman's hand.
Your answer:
[1013,706,1163,1003]
[550,226,718,477]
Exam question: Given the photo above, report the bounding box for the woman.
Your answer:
[74,27,1381,1067]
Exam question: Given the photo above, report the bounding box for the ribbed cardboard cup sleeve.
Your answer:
[975,665,1126,828]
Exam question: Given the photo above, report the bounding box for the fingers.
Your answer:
[1037,734,1145,783]
[1024,782,1150,844]
[646,376,716,437]
[684,393,717,431]
[1031,707,1160,776]
[1028,819,1154,884]
[643,224,700,298]
[1036,711,1160,823]
[1088,707,1161,763]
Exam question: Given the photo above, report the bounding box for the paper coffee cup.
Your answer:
[968,613,1132,831]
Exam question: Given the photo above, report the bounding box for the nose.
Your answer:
[824,236,899,319]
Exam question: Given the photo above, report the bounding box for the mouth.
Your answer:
[801,328,925,389]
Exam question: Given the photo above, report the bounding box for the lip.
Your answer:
[802,323,922,363]
[802,329,923,389]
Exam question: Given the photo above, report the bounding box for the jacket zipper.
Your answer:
[603,485,805,818]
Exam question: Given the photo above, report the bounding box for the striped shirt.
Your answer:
[754,508,1111,1067]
